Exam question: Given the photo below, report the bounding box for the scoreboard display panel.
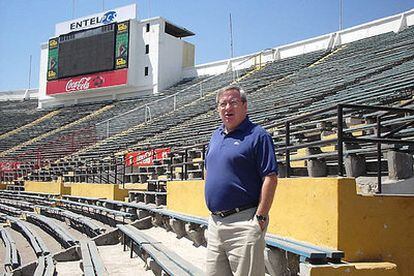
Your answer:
[47,21,130,81]
[58,24,115,78]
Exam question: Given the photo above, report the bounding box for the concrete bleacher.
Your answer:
[0,99,47,136]
[0,226,20,271]
[18,21,414,186]
[0,75,219,186]
[1,13,414,276]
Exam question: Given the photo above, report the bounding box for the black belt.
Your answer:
[212,204,257,218]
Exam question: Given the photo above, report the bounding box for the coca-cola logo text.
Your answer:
[65,77,92,92]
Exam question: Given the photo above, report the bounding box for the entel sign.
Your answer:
[55,4,136,36]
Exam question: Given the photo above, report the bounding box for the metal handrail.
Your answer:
[95,74,220,127]
[283,103,414,193]
[160,103,414,194]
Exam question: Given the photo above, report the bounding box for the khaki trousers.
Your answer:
[206,208,267,276]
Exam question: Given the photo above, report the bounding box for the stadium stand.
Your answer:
[1,11,414,276]
[80,240,108,276]
[0,226,20,271]
[0,99,48,136]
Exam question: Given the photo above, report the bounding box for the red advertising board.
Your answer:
[0,162,21,172]
[46,69,128,95]
[125,148,171,167]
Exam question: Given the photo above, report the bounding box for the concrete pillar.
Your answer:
[344,154,366,177]
[162,217,173,232]
[264,247,299,276]
[131,216,152,230]
[147,257,162,275]
[136,210,150,220]
[155,195,166,206]
[144,193,155,204]
[387,150,414,180]
[151,213,163,227]
[169,218,187,238]
[185,224,206,247]
[277,163,287,178]
[307,159,327,177]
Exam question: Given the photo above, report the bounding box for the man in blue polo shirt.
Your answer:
[205,86,278,276]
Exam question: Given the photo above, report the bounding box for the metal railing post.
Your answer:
[106,121,110,138]
[285,121,291,178]
[174,95,177,111]
[337,105,344,176]
[114,159,118,184]
[99,166,103,183]
[201,145,206,180]
[170,153,174,180]
[93,167,96,183]
[122,156,126,188]
[377,116,382,193]
[107,165,110,184]
[184,149,188,180]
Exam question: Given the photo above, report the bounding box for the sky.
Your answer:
[0,0,413,92]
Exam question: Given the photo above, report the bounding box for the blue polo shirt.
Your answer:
[204,117,278,212]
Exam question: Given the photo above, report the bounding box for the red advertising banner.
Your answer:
[46,69,128,95]
[125,148,171,167]
[0,162,21,172]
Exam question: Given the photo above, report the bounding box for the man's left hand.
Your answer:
[258,219,266,231]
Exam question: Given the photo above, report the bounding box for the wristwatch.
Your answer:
[256,214,267,222]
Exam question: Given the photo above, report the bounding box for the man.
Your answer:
[204,86,278,276]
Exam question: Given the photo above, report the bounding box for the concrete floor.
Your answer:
[139,225,207,273]
[6,225,37,267]
[98,243,154,275]
[1,205,207,275]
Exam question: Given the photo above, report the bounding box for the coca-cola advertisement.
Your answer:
[46,69,128,95]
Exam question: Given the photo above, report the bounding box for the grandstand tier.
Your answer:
[1,7,414,276]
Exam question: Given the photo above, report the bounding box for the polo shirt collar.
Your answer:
[219,116,252,135]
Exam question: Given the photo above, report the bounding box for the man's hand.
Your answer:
[256,174,277,231]
[258,219,266,231]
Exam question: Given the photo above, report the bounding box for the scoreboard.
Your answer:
[47,21,130,83]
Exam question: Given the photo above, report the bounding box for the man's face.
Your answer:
[217,89,247,132]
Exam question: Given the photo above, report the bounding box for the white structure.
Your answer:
[184,8,414,77]
[37,4,195,109]
[0,89,38,102]
[1,7,414,107]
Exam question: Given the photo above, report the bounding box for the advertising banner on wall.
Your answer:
[125,148,171,167]
[55,4,136,36]
[47,38,59,81]
[0,162,21,172]
[115,21,130,69]
[46,69,128,95]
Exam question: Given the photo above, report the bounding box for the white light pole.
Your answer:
[339,0,344,30]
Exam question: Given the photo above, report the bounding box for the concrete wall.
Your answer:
[127,19,154,92]
[182,41,195,68]
[300,262,399,276]
[166,178,414,276]
[167,180,209,217]
[70,183,128,201]
[24,181,70,195]
[158,30,185,92]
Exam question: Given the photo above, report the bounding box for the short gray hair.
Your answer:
[216,86,247,104]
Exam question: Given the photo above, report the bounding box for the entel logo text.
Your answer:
[70,10,117,31]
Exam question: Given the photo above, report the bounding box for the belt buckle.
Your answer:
[217,211,226,218]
